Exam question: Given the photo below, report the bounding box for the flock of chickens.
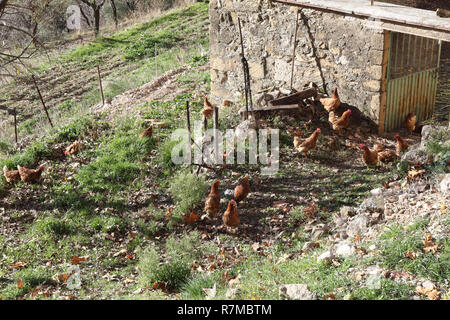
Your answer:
[203,174,250,231]
[2,88,418,233]
[288,86,414,167]
[2,123,157,186]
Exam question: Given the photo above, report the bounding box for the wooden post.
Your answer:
[97,65,105,106]
[32,75,53,128]
[290,9,300,91]
[238,18,249,120]
[13,108,17,144]
[186,101,192,173]
[155,44,158,76]
[213,106,219,164]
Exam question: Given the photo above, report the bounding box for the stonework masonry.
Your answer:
[209,0,386,123]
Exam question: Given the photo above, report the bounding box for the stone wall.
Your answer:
[209,0,385,122]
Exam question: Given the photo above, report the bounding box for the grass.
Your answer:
[0,1,448,301]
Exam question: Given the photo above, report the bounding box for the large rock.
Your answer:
[334,242,355,257]
[439,174,450,194]
[279,284,316,300]
[359,196,385,213]
[347,215,370,237]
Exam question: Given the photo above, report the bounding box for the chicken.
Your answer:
[17,165,45,183]
[64,141,81,156]
[289,127,303,149]
[234,174,250,203]
[377,149,398,163]
[139,125,153,139]
[3,166,20,183]
[329,109,351,131]
[296,128,321,155]
[320,86,341,112]
[404,112,416,132]
[373,142,385,153]
[394,133,409,154]
[222,199,239,229]
[359,144,378,167]
[202,96,214,119]
[204,180,220,218]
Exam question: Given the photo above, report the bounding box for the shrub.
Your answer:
[168,171,207,216]
[138,247,191,290]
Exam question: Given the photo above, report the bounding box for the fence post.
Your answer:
[32,75,53,128]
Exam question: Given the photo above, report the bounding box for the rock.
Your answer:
[279,284,316,300]
[370,188,383,196]
[359,196,384,213]
[340,206,356,217]
[347,215,370,237]
[401,145,428,163]
[439,174,450,194]
[224,189,234,197]
[317,250,334,263]
[421,280,435,290]
[334,242,355,257]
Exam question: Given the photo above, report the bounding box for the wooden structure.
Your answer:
[270,0,450,132]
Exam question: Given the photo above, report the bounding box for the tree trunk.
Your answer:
[110,0,118,29]
[93,7,100,36]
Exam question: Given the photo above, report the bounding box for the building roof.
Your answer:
[272,0,450,41]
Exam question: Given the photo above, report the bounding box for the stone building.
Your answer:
[209,0,450,132]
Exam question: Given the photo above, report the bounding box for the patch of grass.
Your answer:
[0,267,53,299]
[168,171,207,218]
[376,223,449,283]
[138,247,191,291]
[35,217,76,237]
[52,116,95,143]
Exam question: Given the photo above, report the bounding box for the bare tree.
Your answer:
[0,0,53,78]
[78,0,107,37]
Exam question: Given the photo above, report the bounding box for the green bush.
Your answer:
[168,171,207,216]
[53,117,93,142]
[138,247,191,290]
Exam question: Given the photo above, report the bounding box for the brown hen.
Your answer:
[234,174,250,203]
[222,200,239,229]
[329,109,351,131]
[17,165,45,183]
[394,133,409,154]
[204,180,221,218]
[359,144,378,167]
[377,149,398,163]
[320,86,341,112]
[139,125,153,139]
[3,166,20,183]
[202,96,214,119]
[404,112,416,132]
[64,141,81,156]
[296,128,321,155]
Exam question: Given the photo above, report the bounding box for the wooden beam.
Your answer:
[378,30,391,134]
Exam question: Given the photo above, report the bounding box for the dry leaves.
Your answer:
[423,232,439,254]
[304,203,318,219]
[416,285,441,300]
[71,256,87,264]
[17,279,24,289]
[184,212,199,223]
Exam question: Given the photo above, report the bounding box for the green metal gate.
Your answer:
[384,32,442,132]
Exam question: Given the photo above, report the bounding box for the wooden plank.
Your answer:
[378,30,390,134]
[269,87,317,106]
[271,0,450,34]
